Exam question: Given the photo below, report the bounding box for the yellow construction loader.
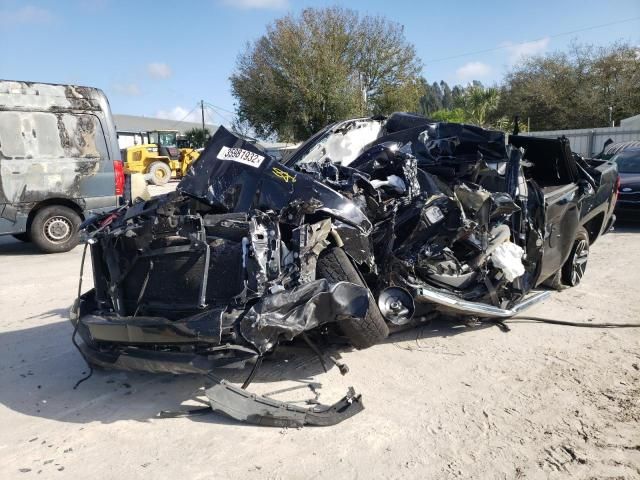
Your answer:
[122,130,200,185]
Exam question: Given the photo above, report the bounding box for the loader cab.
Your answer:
[147,130,180,160]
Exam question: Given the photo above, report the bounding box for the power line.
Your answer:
[424,16,640,64]
[204,103,235,125]
[204,102,235,123]
[162,103,202,130]
[203,108,218,128]
[203,101,236,116]
[203,105,223,125]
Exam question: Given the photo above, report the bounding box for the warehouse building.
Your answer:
[113,113,299,158]
[113,114,218,149]
[526,113,640,157]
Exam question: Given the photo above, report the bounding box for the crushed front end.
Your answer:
[71,115,594,426]
[71,128,380,377]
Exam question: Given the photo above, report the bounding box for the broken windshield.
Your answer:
[292,119,383,167]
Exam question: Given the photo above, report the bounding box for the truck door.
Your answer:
[509,135,582,284]
[537,184,580,283]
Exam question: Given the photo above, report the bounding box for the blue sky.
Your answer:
[1,0,639,126]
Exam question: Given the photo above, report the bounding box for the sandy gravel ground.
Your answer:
[0,185,638,479]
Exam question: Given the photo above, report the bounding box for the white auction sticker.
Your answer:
[425,206,444,224]
[217,146,265,168]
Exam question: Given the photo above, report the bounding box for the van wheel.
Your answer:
[148,162,171,186]
[561,227,590,287]
[30,206,81,253]
[12,232,31,242]
[316,247,389,349]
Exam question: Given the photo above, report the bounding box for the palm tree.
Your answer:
[456,85,500,127]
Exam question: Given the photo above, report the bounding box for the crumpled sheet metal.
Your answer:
[240,279,370,353]
[294,218,333,283]
[205,374,364,427]
[177,127,271,210]
[179,126,373,234]
[417,122,507,163]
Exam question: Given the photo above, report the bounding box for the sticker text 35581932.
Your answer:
[217,146,265,168]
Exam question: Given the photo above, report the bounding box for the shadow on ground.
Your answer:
[0,314,480,426]
[0,235,44,255]
[612,217,640,233]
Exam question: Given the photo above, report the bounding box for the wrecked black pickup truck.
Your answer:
[71,112,617,426]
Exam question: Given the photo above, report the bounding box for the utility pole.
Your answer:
[609,106,613,127]
[359,72,368,115]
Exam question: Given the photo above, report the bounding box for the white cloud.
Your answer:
[0,5,54,24]
[502,37,550,64]
[147,62,173,79]
[112,83,141,96]
[456,61,492,81]
[219,0,288,9]
[155,106,201,123]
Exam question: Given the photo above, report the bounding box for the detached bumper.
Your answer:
[76,341,253,374]
[205,374,364,427]
[414,288,551,318]
[71,291,256,374]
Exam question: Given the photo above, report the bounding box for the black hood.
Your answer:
[178,127,371,232]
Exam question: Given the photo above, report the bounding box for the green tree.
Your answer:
[451,85,465,105]
[426,83,514,131]
[430,108,467,123]
[184,127,210,148]
[498,42,640,130]
[440,81,453,110]
[454,84,500,127]
[230,7,422,142]
[418,80,444,116]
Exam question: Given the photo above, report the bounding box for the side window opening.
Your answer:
[0,111,108,160]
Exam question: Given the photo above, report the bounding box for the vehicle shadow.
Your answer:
[0,315,479,427]
[0,235,43,255]
[612,217,640,233]
[384,316,497,346]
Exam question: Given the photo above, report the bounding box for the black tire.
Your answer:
[561,227,590,287]
[12,232,31,242]
[148,161,171,186]
[30,205,81,253]
[316,247,389,349]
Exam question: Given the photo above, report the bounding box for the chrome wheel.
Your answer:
[569,239,589,286]
[43,216,72,243]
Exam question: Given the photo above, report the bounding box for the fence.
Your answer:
[525,126,640,157]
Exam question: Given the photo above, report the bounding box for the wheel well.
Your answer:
[26,199,84,230]
[582,212,605,244]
